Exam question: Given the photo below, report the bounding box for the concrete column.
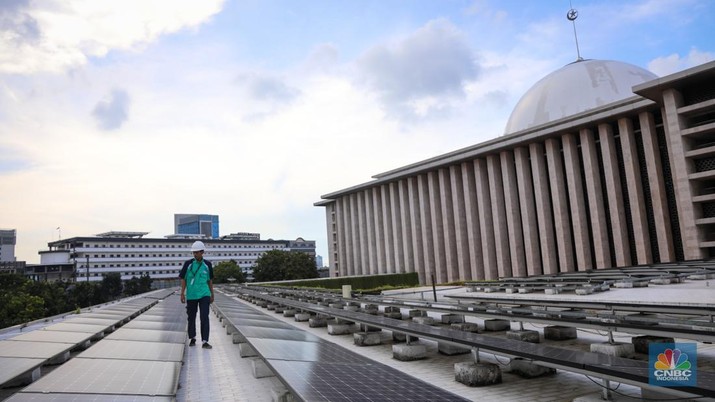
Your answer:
[418,174,436,284]
[515,148,541,276]
[389,182,404,273]
[408,176,426,284]
[381,184,395,274]
[619,117,653,265]
[357,191,369,276]
[581,127,612,268]
[348,194,359,276]
[440,168,459,283]
[599,124,631,267]
[475,159,498,280]
[662,89,703,260]
[500,150,526,277]
[529,143,557,274]
[562,133,593,270]
[462,161,484,280]
[639,111,675,262]
[371,187,385,275]
[545,138,575,272]
[638,112,675,262]
[399,180,415,275]
[364,188,377,276]
[487,154,512,278]
[337,198,349,277]
[429,171,447,284]
[449,165,470,281]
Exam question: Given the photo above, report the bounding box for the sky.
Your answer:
[1,0,714,265]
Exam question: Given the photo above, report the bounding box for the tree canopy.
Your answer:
[252,250,318,282]
[213,260,246,284]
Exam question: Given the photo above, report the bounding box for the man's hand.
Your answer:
[210,294,214,304]
[180,294,186,304]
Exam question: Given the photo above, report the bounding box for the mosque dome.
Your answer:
[504,59,658,135]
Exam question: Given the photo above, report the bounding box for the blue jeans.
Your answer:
[186,296,210,342]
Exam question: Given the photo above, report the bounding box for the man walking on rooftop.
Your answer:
[180,240,214,349]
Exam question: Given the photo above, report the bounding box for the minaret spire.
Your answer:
[567,1,583,61]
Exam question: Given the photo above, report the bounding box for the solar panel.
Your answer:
[105,329,186,344]
[267,360,469,401]
[43,323,110,334]
[63,318,121,327]
[0,341,73,359]
[123,321,185,332]
[0,357,43,386]
[20,358,180,396]
[236,326,322,342]
[231,318,294,329]
[9,330,92,345]
[246,338,372,363]
[77,340,184,362]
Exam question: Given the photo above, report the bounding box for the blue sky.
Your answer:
[1,0,713,264]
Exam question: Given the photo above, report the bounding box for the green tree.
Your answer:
[0,274,47,328]
[253,250,318,282]
[100,273,123,301]
[124,274,153,296]
[213,260,245,284]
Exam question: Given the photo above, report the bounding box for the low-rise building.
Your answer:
[39,231,316,284]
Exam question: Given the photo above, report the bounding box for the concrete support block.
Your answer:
[507,358,556,378]
[266,304,276,311]
[327,322,356,335]
[451,323,480,333]
[438,342,471,355]
[543,326,577,340]
[544,287,561,295]
[484,319,510,331]
[239,343,258,358]
[283,309,296,317]
[2,366,41,387]
[344,305,360,312]
[258,301,268,308]
[392,332,419,343]
[632,335,675,354]
[308,317,327,328]
[454,362,502,387]
[48,351,70,365]
[226,323,236,335]
[590,342,635,358]
[251,358,275,378]
[384,312,403,320]
[232,332,246,344]
[295,313,311,322]
[412,316,436,326]
[506,330,540,343]
[385,306,401,313]
[409,309,426,318]
[441,314,465,324]
[270,385,295,402]
[354,331,382,346]
[518,288,534,294]
[274,306,284,314]
[575,287,594,295]
[328,303,344,309]
[392,343,427,361]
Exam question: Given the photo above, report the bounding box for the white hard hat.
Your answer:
[190,241,206,252]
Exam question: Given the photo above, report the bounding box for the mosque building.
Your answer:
[315,58,715,284]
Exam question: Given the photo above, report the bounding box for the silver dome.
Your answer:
[504,59,658,135]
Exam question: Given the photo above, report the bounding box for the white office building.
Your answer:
[39,231,316,283]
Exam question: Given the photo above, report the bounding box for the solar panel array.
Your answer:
[2,291,183,401]
[214,293,469,402]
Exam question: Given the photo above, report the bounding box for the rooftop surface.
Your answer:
[1,280,713,401]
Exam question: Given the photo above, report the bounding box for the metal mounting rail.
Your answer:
[231,287,715,399]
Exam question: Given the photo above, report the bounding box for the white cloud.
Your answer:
[92,89,130,130]
[647,48,715,76]
[0,0,224,74]
[357,19,480,119]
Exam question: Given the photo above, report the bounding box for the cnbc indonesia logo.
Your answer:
[650,344,697,387]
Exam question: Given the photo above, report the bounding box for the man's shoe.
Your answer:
[202,342,212,349]
[189,339,196,346]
